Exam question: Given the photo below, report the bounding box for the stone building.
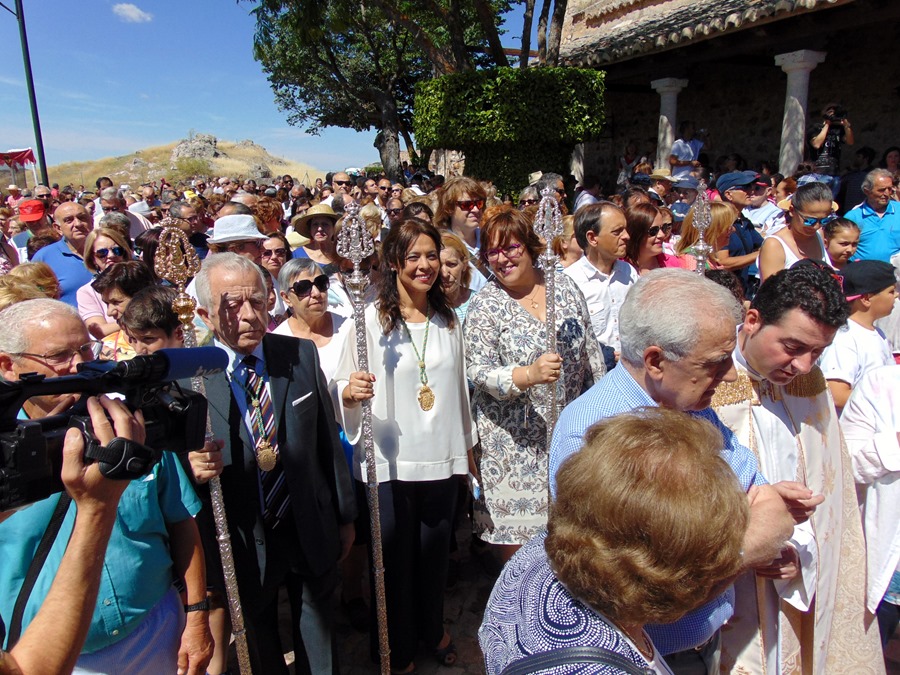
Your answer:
[559,0,900,189]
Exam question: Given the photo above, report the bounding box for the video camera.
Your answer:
[0,347,227,511]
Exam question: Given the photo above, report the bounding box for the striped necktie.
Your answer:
[242,354,290,527]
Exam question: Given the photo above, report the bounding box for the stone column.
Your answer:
[775,49,826,176]
[650,78,688,170]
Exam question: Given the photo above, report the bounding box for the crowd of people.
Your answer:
[0,128,899,675]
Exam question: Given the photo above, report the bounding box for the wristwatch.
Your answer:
[183,598,211,612]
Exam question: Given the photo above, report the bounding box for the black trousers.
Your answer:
[362,477,458,670]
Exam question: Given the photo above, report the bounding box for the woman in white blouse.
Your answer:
[336,218,476,674]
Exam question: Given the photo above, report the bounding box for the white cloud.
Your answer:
[112,4,153,23]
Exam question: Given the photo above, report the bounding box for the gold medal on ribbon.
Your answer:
[418,384,435,411]
[257,441,278,472]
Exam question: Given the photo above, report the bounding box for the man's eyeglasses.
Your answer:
[334,180,353,187]
[262,247,288,259]
[95,245,126,259]
[290,274,329,298]
[485,243,524,262]
[9,341,103,367]
[386,208,403,216]
[793,211,837,228]
[647,224,673,237]
[456,199,485,212]
[378,185,391,191]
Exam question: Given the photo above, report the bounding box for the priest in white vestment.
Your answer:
[711,264,883,675]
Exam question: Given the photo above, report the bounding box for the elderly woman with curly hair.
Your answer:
[480,408,748,675]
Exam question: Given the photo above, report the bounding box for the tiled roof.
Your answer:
[560,0,850,66]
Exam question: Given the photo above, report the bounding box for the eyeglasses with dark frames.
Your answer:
[456,199,485,211]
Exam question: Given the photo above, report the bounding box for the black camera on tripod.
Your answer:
[0,347,227,511]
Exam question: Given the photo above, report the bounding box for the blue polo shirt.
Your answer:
[845,200,900,262]
[549,364,766,655]
[0,452,200,654]
[32,239,93,307]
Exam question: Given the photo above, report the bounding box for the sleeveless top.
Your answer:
[768,232,826,269]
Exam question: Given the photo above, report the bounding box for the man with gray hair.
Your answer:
[549,269,807,675]
[189,253,355,674]
[94,187,152,237]
[844,167,900,262]
[0,298,212,674]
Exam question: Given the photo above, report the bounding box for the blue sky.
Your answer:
[0,1,526,175]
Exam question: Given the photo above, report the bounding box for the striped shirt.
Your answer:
[549,363,767,655]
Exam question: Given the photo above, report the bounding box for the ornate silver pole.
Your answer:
[689,180,713,275]
[335,202,391,675]
[533,186,564,452]
[154,219,253,675]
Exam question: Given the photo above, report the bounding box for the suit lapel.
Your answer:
[204,370,253,467]
[263,335,293,436]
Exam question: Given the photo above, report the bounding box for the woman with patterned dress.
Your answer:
[479,409,748,675]
[464,205,604,562]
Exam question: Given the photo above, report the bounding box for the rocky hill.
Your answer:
[39,134,324,189]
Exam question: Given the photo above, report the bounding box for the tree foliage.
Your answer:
[414,67,605,195]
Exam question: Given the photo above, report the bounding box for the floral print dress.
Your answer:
[464,270,604,544]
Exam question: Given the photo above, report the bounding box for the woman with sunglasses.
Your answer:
[465,205,603,563]
[435,177,489,291]
[335,218,475,674]
[623,203,681,275]
[758,181,833,282]
[76,227,133,339]
[261,232,291,279]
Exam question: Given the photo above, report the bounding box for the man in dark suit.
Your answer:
[188,252,356,675]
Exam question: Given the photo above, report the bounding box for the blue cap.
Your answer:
[630,173,652,187]
[675,176,699,191]
[716,171,764,194]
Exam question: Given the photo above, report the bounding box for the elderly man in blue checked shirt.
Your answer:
[550,269,819,675]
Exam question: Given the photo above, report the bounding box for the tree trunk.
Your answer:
[521,0,536,68]
[375,93,402,181]
[399,124,418,165]
[546,0,568,65]
[447,0,473,71]
[473,0,509,67]
[536,0,552,64]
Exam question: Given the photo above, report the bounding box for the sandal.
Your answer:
[433,634,458,667]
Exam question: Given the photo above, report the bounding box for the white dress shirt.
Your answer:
[563,255,638,352]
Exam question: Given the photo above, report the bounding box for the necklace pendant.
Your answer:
[418,360,425,370]
[418,384,435,411]
[251,398,260,408]
[257,441,278,472]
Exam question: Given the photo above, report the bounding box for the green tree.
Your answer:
[249,0,570,178]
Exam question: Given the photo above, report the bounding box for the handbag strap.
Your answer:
[500,645,655,675]
[6,492,73,648]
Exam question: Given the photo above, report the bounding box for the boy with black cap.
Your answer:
[820,259,897,411]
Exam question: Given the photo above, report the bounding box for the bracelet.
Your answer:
[525,366,534,387]
[184,599,210,613]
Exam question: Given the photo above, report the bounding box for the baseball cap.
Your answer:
[716,171,765,194]
[18,199,45,222]
[840,260,897,300]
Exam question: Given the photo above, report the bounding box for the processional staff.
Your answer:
[689,180,713,274]
[335,202,391,675]
[154,218,253,675]
[533,186,564,452]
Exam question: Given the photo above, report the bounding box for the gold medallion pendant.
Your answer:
[257,442,278,472]
[418,384,435,411]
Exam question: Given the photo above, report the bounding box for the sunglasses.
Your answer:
[793,211,837,228]
[520,199,539,206]
[456,199,485,211]
[334,180,353,186]
[290,274,329,298]
[386,208,403,215]
[378,185,390,191]
[95,245,126,259]
[646,224,673,238]
[262,247,288,259]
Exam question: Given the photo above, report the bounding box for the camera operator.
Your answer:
[0,396,142,675]
[810,102,855,177]
[0,299,213,675]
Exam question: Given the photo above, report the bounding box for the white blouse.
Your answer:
[334,303,477,483]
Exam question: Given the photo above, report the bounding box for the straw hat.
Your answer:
[291,203,339,239]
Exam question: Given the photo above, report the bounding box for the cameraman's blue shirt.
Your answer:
[0,452,200,654]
